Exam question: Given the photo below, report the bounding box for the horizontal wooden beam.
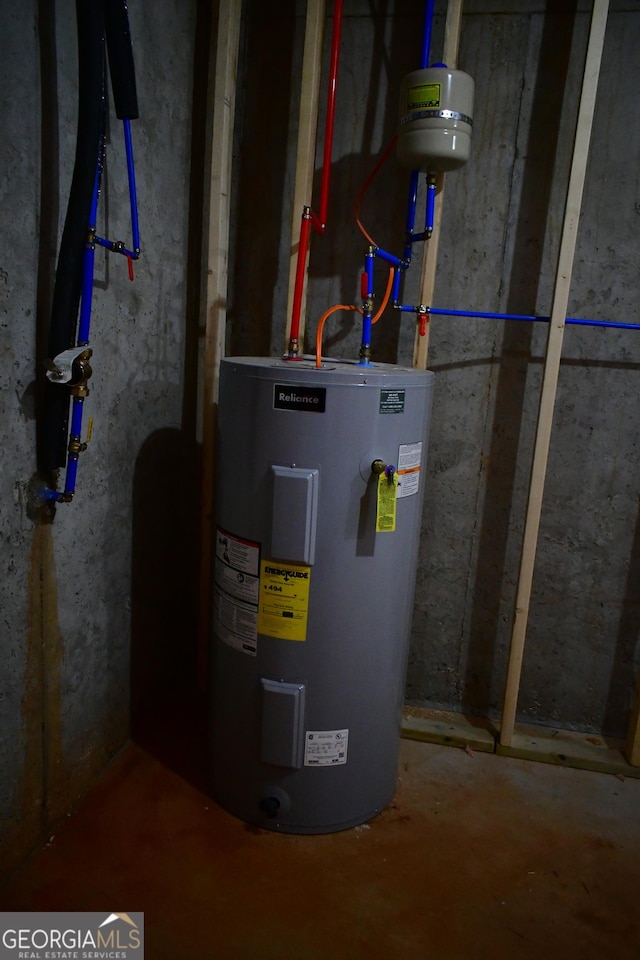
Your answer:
[497,724,640,780]
[402,708,640,779]
[402,706,495,753]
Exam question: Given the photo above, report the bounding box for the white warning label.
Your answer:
[304,729,349,766]
[216,528,259,576]
[215,557,259,605]
[397,441,423,498]
[214,527,260,656]
[213,591,258,656]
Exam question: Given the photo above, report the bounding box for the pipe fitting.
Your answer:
[69,349,93,395]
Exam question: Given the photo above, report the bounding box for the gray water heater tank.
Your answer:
[211,357,434,833]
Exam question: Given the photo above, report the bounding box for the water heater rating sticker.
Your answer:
[258,561,311,641]
[379,388,405,414]
[304,729,349,766]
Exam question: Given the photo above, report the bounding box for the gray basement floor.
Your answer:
[2,737,639,960]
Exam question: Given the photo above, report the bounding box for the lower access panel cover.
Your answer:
[260,678,306,769]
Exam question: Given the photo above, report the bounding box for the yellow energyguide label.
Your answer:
[408,82,440,109]
[258,560,311,641]
[376,472,398,533]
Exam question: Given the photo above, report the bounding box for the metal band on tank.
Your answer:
[400,109,473,126]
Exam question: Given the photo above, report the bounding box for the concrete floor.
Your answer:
[2,736,639,960]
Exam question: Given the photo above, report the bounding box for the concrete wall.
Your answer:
[0,0,200,874]
[1,0,639,873]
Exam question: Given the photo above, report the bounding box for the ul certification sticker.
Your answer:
[258,561,311,641]
[304,729,349,766]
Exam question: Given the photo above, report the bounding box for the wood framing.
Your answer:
[284,0,326,352]
[625,674,640,766]
[500,0,610,747]
[197,0,242,684]
[401,709,640,780]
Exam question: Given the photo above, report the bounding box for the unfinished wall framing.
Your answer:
[211,0,640,774]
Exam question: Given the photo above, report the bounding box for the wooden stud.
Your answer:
[197,0,242,686]
[500,0,609,747]
[284,0,326,352]
[625,673,640,766]
[413,0,463,370]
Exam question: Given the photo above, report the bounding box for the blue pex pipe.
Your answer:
[404,171,420,261]
[64,455,79,498]
[78,160,102,345]
[123,119,140,251]
[428,307,640,331]
[392,270,403,303]
[78,243,96,345]
[62,397,85,497]
[375,247,404,268]
[365,250,375,297]
[425,179,436,235]
[360,313,372,362]
[405,171,419,236]
[421,0,436,69]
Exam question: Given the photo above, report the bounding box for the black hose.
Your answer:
[40,0,106,472]
[104,0,139,119]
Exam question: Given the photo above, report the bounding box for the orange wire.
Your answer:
[315,267,395,367]
[353,133,399,249]
[371,267,394,324]
[315,304,361,368]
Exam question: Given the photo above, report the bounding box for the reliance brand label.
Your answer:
[274,384,326,412]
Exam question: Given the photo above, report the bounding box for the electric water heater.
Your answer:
[398,66,474,172]
[211,357,434,833]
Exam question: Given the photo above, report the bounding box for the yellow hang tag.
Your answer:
[376,471,398,532]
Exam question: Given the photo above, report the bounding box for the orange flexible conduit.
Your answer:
[315,267,395,367]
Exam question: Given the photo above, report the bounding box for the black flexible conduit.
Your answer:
[104,0,139,120]
[41,1,105,473]
[40,0,138,475]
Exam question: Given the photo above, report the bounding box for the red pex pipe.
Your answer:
[316,0,344,233]
[289,208,312,353]
[288,0,344,355]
